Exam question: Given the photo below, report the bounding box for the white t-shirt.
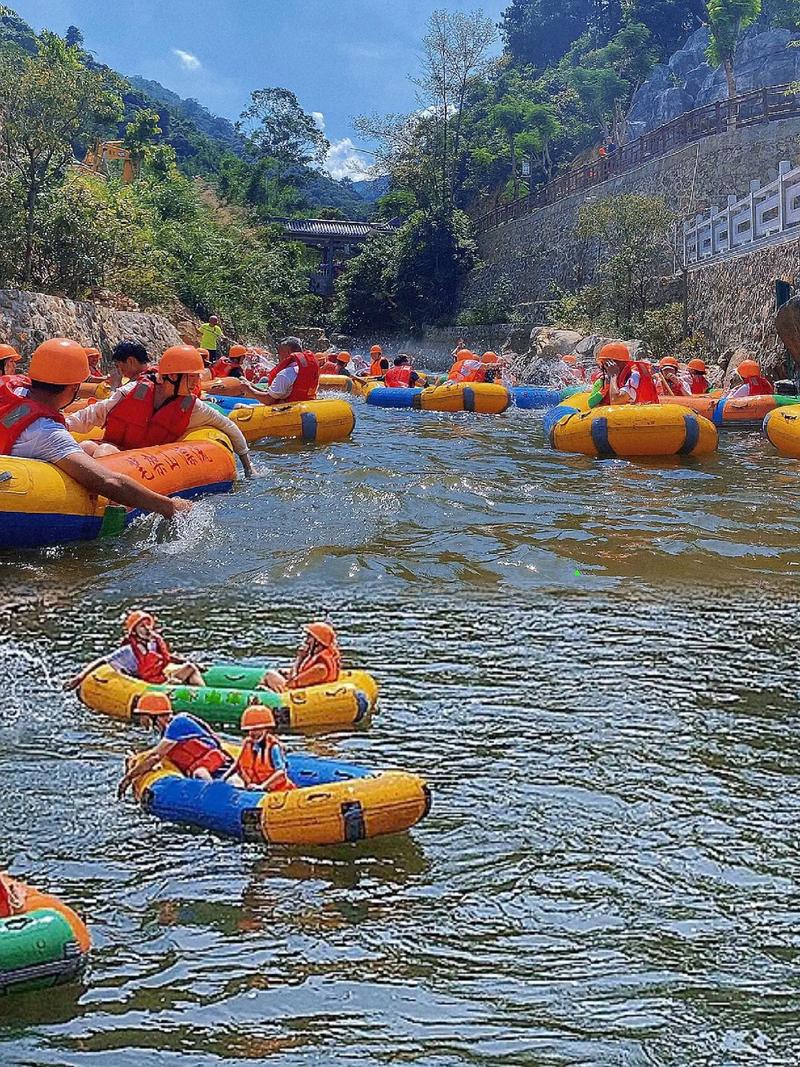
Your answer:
[266,364,299,400]
[8,389,82,463]
[65,381,251,458]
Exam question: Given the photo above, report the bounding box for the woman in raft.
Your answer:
[262,621,342,693]
[64,610,205,691]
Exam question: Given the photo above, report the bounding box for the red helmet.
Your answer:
[303,621,336,647]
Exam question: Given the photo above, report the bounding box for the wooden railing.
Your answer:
[475,82,800,234]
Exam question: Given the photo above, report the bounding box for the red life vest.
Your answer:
[319,360,340,375]
[288,644,342,689]
[128,632,172,684]
[659,377,689,398]
[0,381,66,455]
[690,375,710,395]
[103,380,195,451]
[236,735,296,791]
[266,351,319,402]
[384,365,413,388]
[617,361,659,404]
[166,716,229,777]
[211,356,242,378]
[743,376,774,396]
[0,373,30,390]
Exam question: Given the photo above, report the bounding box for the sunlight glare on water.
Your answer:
[1,399,800,1065]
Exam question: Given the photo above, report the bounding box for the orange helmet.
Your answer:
[597,342,630,364]
[336,351,351,365]
[314,352,327,364]
[28,338,90,385]
[370,345,382,355]
[159,345,205,375]
[124,610,155,635]
[303,621,336,647]
[738,359,760,378]
[455,349,474,361]
[241,705,276,731]
[659,356,679,369]
[482,351,500,364]
[228,345,247,359]
[687,358,706,373]
[84,347,101,358]
[563,354,577,365]
[137,692,172,716]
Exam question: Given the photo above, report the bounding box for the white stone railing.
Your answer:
[682,160,800,268]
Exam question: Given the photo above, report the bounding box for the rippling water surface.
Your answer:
[1,399,800,1065]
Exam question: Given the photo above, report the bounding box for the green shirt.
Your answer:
[199,323,223,351]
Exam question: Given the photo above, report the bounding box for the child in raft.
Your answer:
[262,621,342,693]
[64,610,205,691]
[117,693,233,797]
[225,706,296,792]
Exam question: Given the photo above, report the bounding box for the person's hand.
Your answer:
[117,775,130,800]
[170,498,193,517]
[62,675,80,691]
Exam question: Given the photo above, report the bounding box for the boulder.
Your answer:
[775,294,800,367]
[528,327,583,360]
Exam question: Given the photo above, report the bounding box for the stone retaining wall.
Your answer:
[463,115,800,310]
[0,289,182,362]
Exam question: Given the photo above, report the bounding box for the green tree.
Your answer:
[499,0,594,69]
[333,233,398,332]
[706,0,762,99]
[236,87,328,168]
[628,0,706,59]
[0,30,122,283]
[64,25,83,48]
[393,208,477,328]
[123,108,163,173]
[489,97,529,198]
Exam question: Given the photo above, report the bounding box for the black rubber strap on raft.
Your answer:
[590,416,616,458]
[341,800,365,842]
[463,387,475,412]
[678,414,700,456]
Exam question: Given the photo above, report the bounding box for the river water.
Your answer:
[1,396,800,1065]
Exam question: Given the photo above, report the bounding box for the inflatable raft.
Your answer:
[317,374,376,397]
[212,398,355,445]
[0,883,90,996]
[544,394,717,458]
[366,382,510,414]
[762,404,800,455]
[712,393,798,428]
[129,750,430,845]
[0,428,236,550]
[511,385,584,409]
[78,663,378,732]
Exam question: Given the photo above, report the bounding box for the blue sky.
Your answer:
[10,0,507,179]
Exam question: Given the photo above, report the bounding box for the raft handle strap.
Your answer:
[0,471,12,483]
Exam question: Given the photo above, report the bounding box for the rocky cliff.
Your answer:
[627,26,800,140]
[0,290,182,361]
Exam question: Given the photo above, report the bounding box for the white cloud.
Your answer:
[172,48,201,71]
[312,111,326,133]
[324,138,374,182]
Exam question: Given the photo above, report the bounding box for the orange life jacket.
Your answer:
[617,362,659,404]
[369,359,384,376]
[166,716,230,778]
[266,351,319,401]
[659,376,689,397]
[236,735,296,791]
[690,375,710,395]
[287,644,342,689]
[128,632,172,684]
[104,380,195,451]
[384,365,413,388]
[0,381,66,455]
[211,356,241,378]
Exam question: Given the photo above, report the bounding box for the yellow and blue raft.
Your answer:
[367,381,510,414]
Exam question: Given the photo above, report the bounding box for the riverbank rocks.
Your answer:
[0,289,182,361]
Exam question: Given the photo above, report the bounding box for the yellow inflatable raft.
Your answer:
[129,747,430,845]
[318,374,374,397]
[78,663,378,732]
[367,381,510,414]
[545,394,718,458]
[226,399,355,445]
[762,404,800,456]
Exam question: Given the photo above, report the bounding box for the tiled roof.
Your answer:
[274,218,388,239]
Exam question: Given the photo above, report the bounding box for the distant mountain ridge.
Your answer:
[126,74,244,156]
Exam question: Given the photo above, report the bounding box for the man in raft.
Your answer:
[109,341,153,388]
[117,693,234,797]
[64,610,205,691]
[262,621,342,693]
[210,344,247,379]
[64,345,255,478]
[234,336,320,405]
[656,356,690,397]
[319,351,353,377]
[687,358,710,394]
[385,354,422,388]
[588,342,659,406]
[0,338,191,521]
[726,359,774,398]
[369,345,385,376]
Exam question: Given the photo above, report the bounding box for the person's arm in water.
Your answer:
[187,400,254,477]
[56,451,191,518]
[63,651,113,691]
[117,738,175,798]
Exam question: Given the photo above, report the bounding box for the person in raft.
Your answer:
[64,345,255,477]
[225,705,296,792]
[687,358,711,394]
[117,693,233,797]
[656,356,690,397]
[369,345,386,376]
[108,340,154,389]
[0,338,191,520]
[588,342,659,407]
[84,347,105,383]
[726,359,774,399]
[320,351,353,377]
[384,354,422,388]
[210,344,247,379]
[237,336,320,405]
[64,610,206,692]
[262,621,342,693]
[0,344,22,382]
